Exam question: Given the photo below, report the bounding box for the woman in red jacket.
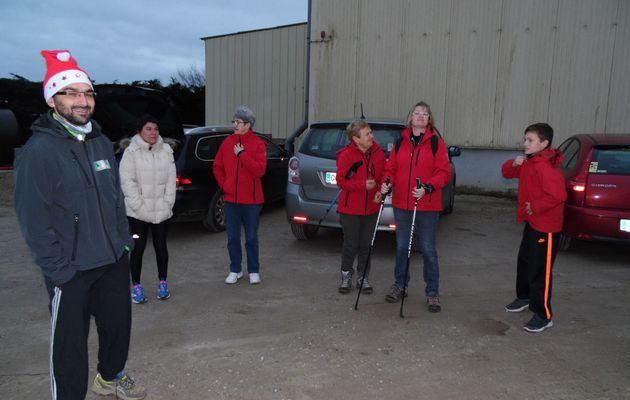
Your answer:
[336,120,386,294]
[213,106,267,285]
[380,101,451,312]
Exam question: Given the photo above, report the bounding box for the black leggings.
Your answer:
[128,217,169,284]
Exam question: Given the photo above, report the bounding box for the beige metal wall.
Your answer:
[310,0,630,148]
[204,23,307,138]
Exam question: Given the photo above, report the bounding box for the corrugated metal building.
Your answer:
[202,1,628,191]
[309,0,630,148]
[203,23,307,138]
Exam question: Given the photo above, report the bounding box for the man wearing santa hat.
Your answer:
[14,50,146,400]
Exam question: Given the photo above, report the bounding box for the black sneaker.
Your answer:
[523,314,553,333]
[385,284,407,303]
[357,277,373,294]
[505,298,529,313]
[338,271,353,294]
[427,296,441,313]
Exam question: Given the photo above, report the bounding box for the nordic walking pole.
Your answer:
[399,177,422,318]
[316,161,363,227]
[354,177,391,310]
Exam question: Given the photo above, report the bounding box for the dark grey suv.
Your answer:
[285,119,461,240]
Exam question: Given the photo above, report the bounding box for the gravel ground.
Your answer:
[1,194,629,399]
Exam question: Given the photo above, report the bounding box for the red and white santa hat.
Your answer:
[41,50,93,101]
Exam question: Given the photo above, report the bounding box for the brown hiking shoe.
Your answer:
[385,284,407,303]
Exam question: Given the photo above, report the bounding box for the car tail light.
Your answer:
[292,215,308,222]
[567,148,593,206]
[176,175,192,188]
[388,224,396,230]
[288,156,301,184]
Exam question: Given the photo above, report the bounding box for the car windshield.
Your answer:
[591,147,630,175]
[299,124,402,160]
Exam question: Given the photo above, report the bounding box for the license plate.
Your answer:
[621,219,630,233]
[325,172,337,185]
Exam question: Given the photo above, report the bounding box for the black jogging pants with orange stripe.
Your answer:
[515,223,559,321]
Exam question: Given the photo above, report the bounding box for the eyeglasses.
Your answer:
[412,111,430,117]
[231,120,246,125]
[55,90,97,99]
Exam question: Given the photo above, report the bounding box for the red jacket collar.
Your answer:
[401,124,436,143]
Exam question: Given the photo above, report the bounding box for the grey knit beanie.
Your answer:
[233,106,256,127]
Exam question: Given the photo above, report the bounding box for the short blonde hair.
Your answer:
[346,119,370,142]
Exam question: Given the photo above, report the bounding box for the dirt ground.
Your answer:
[1,195,629,400]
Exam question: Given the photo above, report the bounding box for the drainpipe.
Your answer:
[285,0,312,155]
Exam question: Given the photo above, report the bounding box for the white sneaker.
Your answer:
[249,273,261,284]
[225,271,243,284]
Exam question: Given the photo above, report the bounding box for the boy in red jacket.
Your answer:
[335,120,386,294]
[502,123,567,333]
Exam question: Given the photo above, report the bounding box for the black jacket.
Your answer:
[14,112,133,285]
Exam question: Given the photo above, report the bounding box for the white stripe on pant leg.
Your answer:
[50,287,62,400]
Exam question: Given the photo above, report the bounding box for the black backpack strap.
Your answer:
[431,135,438,156]
[394,136,403,154]
[431,127,444,156]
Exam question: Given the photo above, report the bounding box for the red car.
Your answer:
[557,134,630,250]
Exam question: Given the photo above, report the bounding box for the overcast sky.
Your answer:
[0,0,307,84]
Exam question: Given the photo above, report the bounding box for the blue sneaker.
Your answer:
[131,284,147,304]
[157,280,170,300]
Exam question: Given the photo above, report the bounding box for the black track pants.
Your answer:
[515,223,559,320]
[49,256,132,400]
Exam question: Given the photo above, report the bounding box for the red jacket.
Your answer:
[213,130,267,204]
[501,148,567,232]
[336,142,386,215]
[384,125,451,211]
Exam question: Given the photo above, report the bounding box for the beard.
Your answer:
[53,99,94,126]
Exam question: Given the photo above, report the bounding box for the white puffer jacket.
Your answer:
[119,134,177,224]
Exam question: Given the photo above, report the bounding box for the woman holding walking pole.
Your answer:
[336,120,386,294]
[380,102,451,312]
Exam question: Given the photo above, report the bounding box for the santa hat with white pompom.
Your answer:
[41,50,93,101]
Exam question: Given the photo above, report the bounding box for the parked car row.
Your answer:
[9,82,628,250]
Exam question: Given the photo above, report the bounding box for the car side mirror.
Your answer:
[448,146,461,157]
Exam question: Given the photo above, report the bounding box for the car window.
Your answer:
[196,135,228,161]
[299,125,403,160]
[558,138,581,170]
[264,139,283,158]
[591,147,630,175]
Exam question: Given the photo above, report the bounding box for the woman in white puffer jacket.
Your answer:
[120,115,176,304]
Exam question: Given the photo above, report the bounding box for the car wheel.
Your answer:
[290,223,319,240]
[203,190,226,232]
[558,233,572,251]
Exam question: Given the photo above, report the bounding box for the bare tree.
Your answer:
[172,65,205,89]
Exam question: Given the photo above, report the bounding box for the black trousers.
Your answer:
[50,255,132,400]
[516,223,559,320]
[339,213,378,276]
[128,217,169,284]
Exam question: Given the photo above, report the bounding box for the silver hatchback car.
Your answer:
[285,119,461,240]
